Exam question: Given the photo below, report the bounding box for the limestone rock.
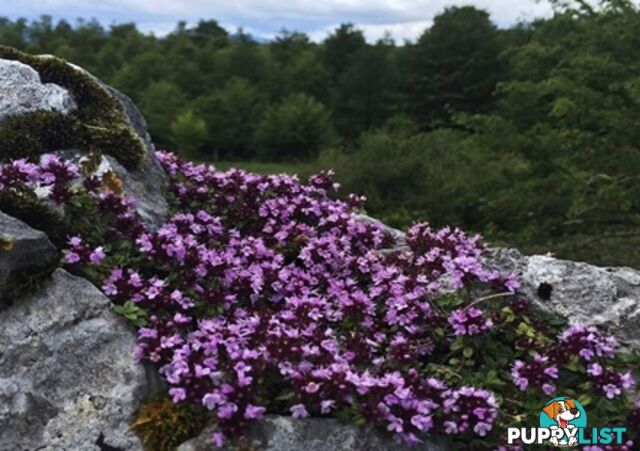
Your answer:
[0,211,57,299]
[485,248,640,348]
[177,416,449,451]
[0,269,154,450]
[87,70,169,227]
[0,59,76,122]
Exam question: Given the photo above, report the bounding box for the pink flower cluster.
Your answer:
[93,151,521,446]
[510,354,559,395]
[587,363,635,399]
[556,325,617,361]
[512,325,633,399]
[64,236,105,265]
[448,307,494,336]
[0,154,80,203]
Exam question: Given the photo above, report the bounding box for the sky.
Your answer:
[2,0,554,42]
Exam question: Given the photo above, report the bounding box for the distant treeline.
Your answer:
[3,0,640,268]
[0,7,508,157]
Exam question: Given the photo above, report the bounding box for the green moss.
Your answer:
[84,123,145,169]
[0,45,144,169]
[130,398,211,451]
[0,111,80,160]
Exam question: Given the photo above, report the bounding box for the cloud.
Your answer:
[4,0,554,41]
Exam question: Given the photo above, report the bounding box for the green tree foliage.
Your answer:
[170,110,207,157]
[192,77,265,159]
[410,6,504,127]
[333,41,400,137]
[139,81,187,147]
[323,23,366,79]
[254,94,335,160]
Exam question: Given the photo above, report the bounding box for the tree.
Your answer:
[192,77,265,159]
[281,49,330,100]
[411,6,504,127]
[139,81,187,147]
[333,42,400,136]
[272,30,311,64]
[323,23,366,79]
[254,94,335,160]
[187,19,228,46]
[171,110,207,157]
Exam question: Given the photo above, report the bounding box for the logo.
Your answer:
[540,397,587,446]
[507,396,627,447]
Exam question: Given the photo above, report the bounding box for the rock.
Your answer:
[59,149,168,228]
[0,269,156,451]
[0,211,57,299]
[177,416,449,451]
[71,64,169,226]
[0,54,169,228]
[484,248,640,349]
[0,59,76,122]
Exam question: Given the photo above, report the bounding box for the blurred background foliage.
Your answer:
[3,0,640,267]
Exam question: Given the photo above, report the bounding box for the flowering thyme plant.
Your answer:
[1,152,637,450]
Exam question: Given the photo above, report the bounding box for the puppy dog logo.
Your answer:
[540,397,587,447]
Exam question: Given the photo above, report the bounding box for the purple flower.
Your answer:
[64,251,81,264]
[411,414,433,432]
[511,354,558,394]
[556,325,617,363]
[290,404,309,418]
[89,246,105,264]
[320,399,335,414]
[448,307,493,336]
[169,387,186,402]
[244,404,266,419]
[211,432,225,448]
[27,151,578,448]
[589,366,635,399]
[442,386,497,437]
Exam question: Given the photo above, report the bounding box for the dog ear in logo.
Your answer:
[543,401,559,420]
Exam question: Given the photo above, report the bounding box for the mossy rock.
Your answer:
[0,190,70,246]
[0,46,144,169]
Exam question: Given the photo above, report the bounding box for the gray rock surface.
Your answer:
[177,416,448,451]
[90,70,169,227]
[0,211,57,299]
[0,269,153,451]
[485,248,640,348]
[0,59,77,122]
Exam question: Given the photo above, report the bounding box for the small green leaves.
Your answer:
[114,301,148,326]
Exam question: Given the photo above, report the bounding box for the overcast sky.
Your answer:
[3,0,554,42]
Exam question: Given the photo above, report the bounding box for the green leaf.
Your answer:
[450,337,464,351]
[577,394,592,406]
[275,391,294,402]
